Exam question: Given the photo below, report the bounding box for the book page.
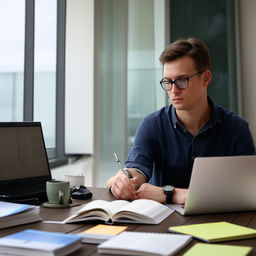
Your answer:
[69,200,111,220]
[76,200,109,214]
[64,200,130,223]
[101,200,130,216]
[113,199,173,224]
[117,199,165,216]
[76,200,130,216]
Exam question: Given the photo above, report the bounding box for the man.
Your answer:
[107,37,255,204]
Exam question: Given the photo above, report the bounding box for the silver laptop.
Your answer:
[170,155,256,215]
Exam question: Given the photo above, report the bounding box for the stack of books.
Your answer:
[0,201,41,229]
[0,229,82,256]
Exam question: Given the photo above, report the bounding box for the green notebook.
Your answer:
[183,243,252,256]
[168,221,256,242]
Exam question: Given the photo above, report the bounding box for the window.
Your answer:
[170,0,238,112]
[127,0,166,148]
[34,0,57,149]
[0,0,66,165]
[0,0,25,121]
[94,0,166,186]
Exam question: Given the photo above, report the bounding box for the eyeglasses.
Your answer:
[159,71,203,91]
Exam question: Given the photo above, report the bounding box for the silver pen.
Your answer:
[114,152,133,178]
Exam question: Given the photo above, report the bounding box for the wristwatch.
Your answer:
[163,185,174,204]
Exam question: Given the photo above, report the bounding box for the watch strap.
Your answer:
[165,192,173,204]
[163,185,174,204]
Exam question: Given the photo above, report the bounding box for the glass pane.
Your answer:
[96,0,128,186]
[127,0,166,149]
[170,0,237,112]
[0,0,25,121]
[128,0,156,149]
[34,0,57,149]
[94,0,166,186]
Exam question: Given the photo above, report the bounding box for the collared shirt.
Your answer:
[125,98,255,188]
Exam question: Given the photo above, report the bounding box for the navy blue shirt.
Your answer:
[125,98,255,188]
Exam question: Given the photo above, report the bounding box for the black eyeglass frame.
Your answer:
[159,71,204,91]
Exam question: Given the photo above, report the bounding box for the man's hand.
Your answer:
[107,169,188,204]
[172,188,188,204]
[135,183,166,203]
[107,169,146,201]
[135,183,188,204]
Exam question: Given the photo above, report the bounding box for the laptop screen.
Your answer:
[0,122,51,190]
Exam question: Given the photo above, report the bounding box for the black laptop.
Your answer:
[0,122,52,204]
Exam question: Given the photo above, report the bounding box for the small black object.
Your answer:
[70,185,92,200]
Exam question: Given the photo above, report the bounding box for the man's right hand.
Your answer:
[107,170,137,200]
[107,168,146,201]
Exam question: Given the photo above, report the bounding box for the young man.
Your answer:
[107,38,255,204]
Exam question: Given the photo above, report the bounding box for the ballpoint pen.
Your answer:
[114,152,133,178]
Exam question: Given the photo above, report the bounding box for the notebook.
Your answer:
[97,231,192,256]
[170,155,256,215]
[0,122,51,203]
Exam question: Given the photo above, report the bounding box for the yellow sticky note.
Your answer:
[82,224,128,235]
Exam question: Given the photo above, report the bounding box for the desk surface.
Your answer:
[1,187,256,256]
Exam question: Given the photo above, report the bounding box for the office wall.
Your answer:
[239,0,256,143]
[65,0,94,154]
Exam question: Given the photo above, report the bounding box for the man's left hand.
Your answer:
[135,183,188,204]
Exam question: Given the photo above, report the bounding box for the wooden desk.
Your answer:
[1,187,256,256]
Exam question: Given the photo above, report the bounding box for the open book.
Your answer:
[62,199,174,225]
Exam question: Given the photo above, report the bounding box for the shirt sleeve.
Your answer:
[232,121,255,155]
[125,116,156,181]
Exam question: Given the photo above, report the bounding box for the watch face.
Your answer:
[164,185,174,192]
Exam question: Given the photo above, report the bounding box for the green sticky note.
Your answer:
[168,221,256,242]
[183,243,252,256]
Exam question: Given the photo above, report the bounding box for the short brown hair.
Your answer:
[159,38,211,72]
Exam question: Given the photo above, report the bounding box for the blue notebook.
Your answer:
[0,229,82,256]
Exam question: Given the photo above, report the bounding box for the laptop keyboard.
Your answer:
[0,183,46,198]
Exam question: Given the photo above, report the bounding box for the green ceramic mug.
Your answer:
[46,180,70,206]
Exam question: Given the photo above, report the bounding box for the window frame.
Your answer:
[24,0,67,167]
